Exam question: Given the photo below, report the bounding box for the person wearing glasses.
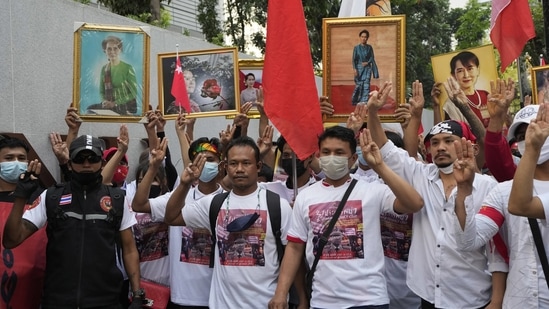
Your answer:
[2,135,144,309]
[87,35,139,115]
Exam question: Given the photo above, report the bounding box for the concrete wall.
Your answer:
[0,0,266,182]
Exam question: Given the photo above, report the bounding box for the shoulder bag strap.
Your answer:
[208,191,230,268]
[528,217,549,289]
[308,179,357,282]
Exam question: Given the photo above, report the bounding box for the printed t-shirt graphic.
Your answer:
[309,200,364,260]
[180,226,212,265]
[216,209,268,266]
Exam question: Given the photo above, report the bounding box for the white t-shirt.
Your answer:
[23,188,136,230]
[288,179,396,308]
[182,187,292,308]
[149,186,222,306]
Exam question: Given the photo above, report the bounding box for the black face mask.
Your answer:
[281,158,308,178]
[226,213,260,232]
[149,185,162,199]
[71,170,102,186]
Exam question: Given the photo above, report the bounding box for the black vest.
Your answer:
[42,181,124,308]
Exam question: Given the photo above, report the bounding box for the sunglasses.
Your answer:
[226,212,260,232]
[72,154,102,164]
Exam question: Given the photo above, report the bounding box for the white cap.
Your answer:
[507,105,539,140]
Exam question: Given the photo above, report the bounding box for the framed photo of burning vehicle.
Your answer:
[158,47,240,119]
[322,15,406,123]
[73,23,150,122]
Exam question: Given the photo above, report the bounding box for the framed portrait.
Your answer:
[531,65,549,104]
[158,47,240,119]
[225,59,264,119]
[323,15,406,123]
[73,23,150,122]
[431,44,498,127]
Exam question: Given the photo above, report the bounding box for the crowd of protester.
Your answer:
[1,74,548,309]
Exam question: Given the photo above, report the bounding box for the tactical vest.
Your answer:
[42,182,124,308]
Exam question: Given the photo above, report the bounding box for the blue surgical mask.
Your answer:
[199,161,219,182]
[0,161,28,183]
[355,146,368,166]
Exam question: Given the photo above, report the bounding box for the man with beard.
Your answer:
[3,135,142,309]
[367,81,497,309]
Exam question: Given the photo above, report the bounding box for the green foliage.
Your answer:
[197,0,223,42]
[98,0,171,27]
[523,0,546,66]
[454,0,490,50]
[74,0,91,4]
[392,0,453,108]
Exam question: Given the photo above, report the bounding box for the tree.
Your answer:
[454,0,490,50]
[391,0,454,107]
[197,0,223,43]
[97,0,171,26]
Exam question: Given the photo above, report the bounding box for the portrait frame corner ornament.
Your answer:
[322,15,406,123]
[73,23,150,123]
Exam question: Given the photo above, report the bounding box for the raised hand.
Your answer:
[65,106,82,130]
[409,80,424,118]
[155,108,167,131]
[144,110,159,131]
[240,101,254,115]
[394,103,412,129]
[13,159,41,199]
[150,137,168,168]
[453,137,476,188]
[257,125,274,157]
[487,79,512,119]
[180,153,207,186]
[320,96,334,116]
[443,77,468,107]
[431,82,443,108]
[49,132,69,164]
[219,124,236,146]
[525,102,549,151]
[367,81,392,112]
[117,124,129,154]
[346,103,367,134]
[358,129,382,168]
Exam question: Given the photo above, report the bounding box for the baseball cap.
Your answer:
[507,105,539,140]
[69,135,105,161]
[425,120,477,144]
[102,147,128,163]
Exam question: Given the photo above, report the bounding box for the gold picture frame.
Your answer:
[323,15,406,123]
[226,59,264,119]
[431,44,498,124]
[158,47,240,119]
[73,23,150,122]
[531,65,549,104]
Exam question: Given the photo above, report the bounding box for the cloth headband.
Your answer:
[192,142,220,158]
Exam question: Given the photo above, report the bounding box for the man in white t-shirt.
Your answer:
[2,134,142,309]
[454,103,549,308]
[367,82,497,308]
[269,125,424,309]
[165,136,294,308]
[132,136,224,307]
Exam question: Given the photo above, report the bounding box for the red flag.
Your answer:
[263,0,323,160]
[490,0,535,72]
[171,57,191,112]
[541,54,546,66]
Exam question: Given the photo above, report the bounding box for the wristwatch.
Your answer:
[132,288,146,298]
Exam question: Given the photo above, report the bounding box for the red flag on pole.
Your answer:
[263,0,324,160]
[541,54,546,66]
[490,0,535,72]
[171,57,192,112]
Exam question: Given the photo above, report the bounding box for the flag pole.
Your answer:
[176,43,181,115]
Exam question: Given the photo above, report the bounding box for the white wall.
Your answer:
[0,0,260,182]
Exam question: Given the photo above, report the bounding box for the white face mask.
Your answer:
[319,155,350,180]
[519,139,549,164]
